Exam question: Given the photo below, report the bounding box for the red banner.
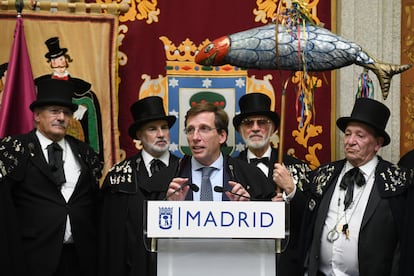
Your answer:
[0,15,36,137]
[110,0,333,168]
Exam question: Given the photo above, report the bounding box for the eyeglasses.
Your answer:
[240,118,271,128]
[184,125,217,136]
[45,107,73,117]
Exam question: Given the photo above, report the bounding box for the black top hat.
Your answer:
[44,37,68,59]
[30,79,78,112]
[336,97,390,146]
[233,93,280,131]
[128,96,176,139]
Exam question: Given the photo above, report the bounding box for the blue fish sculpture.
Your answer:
[195,23,411,100]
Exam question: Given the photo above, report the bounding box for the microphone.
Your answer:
[213,186,251,200]
[164,182,199,200]
[189,183,200,192]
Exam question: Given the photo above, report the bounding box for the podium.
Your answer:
[145,201,286,276]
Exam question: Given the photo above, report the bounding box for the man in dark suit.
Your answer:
[296,98,410,276]
[398,148,414,169]
[233,92,311,276]
[0,79,103,276]
[98,96,180,276]
[396,133,414,276]
[152,101,275,201]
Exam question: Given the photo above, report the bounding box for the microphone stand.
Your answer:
[163,183,199,200]
[213,186,251,200]
[143,201,158,253]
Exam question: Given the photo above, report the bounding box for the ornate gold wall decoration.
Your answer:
[254,0,320,25]
[99,0,332,163]
[401,1,414,155]
[95,0,159,24]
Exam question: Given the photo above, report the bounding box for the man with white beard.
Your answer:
[233,92,310,276]
[99,96,179,276]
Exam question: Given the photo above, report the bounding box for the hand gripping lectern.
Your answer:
[144,201,287,276]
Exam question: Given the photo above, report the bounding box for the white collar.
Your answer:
[36,130,65,150]
[344,156,378,177]
[141,149,170,167]
[246,146,272,160]
[191,152,224,171]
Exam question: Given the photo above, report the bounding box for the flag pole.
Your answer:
[277,79,289,164]
[15,0,23,14]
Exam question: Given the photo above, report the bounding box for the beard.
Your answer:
[142,139,170,155]
[242,133,271,150]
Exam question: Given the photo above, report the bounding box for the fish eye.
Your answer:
[204,43,214,53]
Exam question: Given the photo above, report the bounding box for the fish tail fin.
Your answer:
[362,62,412,100]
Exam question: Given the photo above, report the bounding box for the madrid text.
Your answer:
[180,209,274,228]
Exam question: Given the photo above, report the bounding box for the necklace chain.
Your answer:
[327,168,375,243]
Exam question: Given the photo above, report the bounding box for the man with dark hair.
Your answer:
[99,96,180,276]
[0,79,103,276]
[150,101,275,201]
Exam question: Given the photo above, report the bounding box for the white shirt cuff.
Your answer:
[282,184,297,202]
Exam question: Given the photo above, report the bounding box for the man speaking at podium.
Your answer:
[150,101,275,201]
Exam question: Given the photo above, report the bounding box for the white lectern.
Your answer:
[145,201,286,276]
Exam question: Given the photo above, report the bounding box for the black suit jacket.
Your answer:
[98,152,179,276]
[237,147,310,189]
[0,130,103,276]
[237,147,311,276]
[398,149,414,170]
[149,154,275,201]
[300,157,409,276]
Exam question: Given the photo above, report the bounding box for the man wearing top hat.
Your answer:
[98,96,180,276]
[0,79,103,276]
[292,97,411,276]
[35,36,104,160]
[233,92,311,276]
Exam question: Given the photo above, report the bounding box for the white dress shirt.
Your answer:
[36,131,81,243]
[191,153,224,201]
[141,149,170,177]
[247,147,272,176]
[319,156,378,276]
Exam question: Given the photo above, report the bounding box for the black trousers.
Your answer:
[54,244,81,276]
